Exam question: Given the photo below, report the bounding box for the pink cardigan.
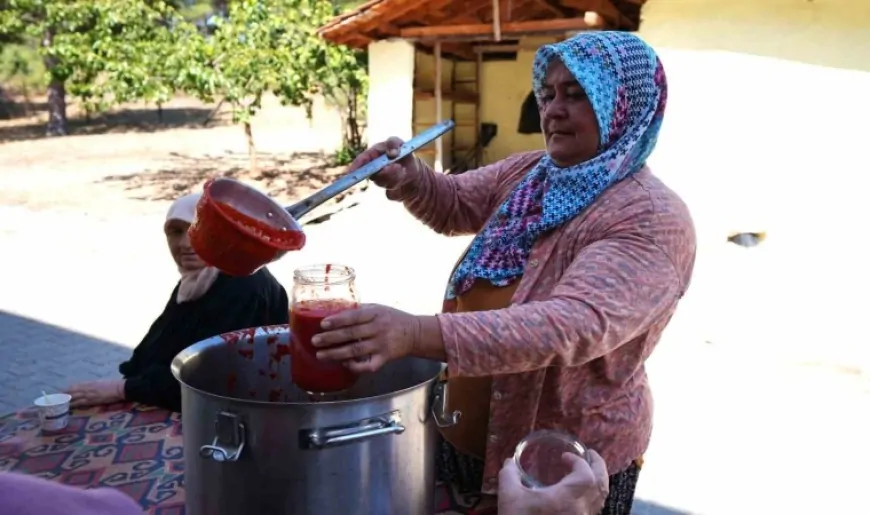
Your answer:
[0,472,143,515]
[399,151,697,494]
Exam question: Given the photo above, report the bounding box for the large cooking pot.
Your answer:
[171,325,460,515]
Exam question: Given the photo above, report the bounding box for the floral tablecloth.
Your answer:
[0,402,495,514]
[0,402,184,514]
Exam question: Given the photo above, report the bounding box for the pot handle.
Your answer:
[431,378,461,428]
[199,411,246,462]
[300,411,405,450]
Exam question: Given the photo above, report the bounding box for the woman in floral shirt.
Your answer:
[314,31,696,514]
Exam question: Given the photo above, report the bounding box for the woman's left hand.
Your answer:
[498,450,610,515]
[311,304,421,373]
[66,379,126,408]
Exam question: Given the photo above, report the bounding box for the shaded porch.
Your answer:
[319,0,646,171]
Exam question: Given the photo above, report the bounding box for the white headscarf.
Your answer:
[166,193,220,303]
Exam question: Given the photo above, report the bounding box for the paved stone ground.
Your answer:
[0,311,131,415]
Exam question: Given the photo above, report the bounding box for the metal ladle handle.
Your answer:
[285,120,456,221]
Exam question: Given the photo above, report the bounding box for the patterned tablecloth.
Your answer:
[0,403,495,514]
[0,402,184,513]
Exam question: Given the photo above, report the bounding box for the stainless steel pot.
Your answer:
[171,325,460,515]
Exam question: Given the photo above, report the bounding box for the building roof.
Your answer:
[319,0,646,50]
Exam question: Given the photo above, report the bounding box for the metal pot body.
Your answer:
[171,326,458,515]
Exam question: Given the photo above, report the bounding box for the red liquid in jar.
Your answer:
[290,299,358,393]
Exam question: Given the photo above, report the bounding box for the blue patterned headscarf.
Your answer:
[446,31,668,300]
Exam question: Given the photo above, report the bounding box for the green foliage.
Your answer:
[332,143,364,166]
[0,0,369,149]
[177,0,369,152]
[0,0,185,114]
[177,0,213,20]
[0,43,43,93]
[178,0,334,125]
[63,1,182,113]
[316,43,367,150]
[334,0,366,12]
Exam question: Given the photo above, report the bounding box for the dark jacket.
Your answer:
[119,268,289,411]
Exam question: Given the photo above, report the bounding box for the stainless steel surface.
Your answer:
[431,380,461,428]
[300,410,405,450]
[285,120,456,220]
[171,325,457,515]
[198,411,246,462]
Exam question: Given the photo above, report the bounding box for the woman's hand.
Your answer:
[311,304,438,373]
[66,379,126,408]
[498,451,610,515]
[350,138,422,200]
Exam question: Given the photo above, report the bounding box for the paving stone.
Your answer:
[0,310,131,415]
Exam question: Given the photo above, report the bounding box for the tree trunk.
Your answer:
[244,121,257,173]
[157,103,164,123]
[42,29,67,137]
[347,87,361,149]
[21,83,33,118]
[202,98,225,126]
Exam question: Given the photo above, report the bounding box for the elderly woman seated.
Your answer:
[66,192,289,412]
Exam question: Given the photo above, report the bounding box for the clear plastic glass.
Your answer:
[290,264,360,395]
[513,429,587,489]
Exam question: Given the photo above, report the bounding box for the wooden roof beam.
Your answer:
[530,0,571,17]
[355,0,453,33]
[446,0,531,24]
[473,43,520,53]
[438,0,495,24]
[491,0,502,41]
[561,0,635,29]
[400,0,521,34]
[415,41,476,61]
[401,17,594,38]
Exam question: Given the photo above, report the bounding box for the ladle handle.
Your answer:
[285,119,456,220]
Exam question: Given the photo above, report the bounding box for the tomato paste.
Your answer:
[217,201,305,248]
[188,188,306,276]
[290,299,358,393]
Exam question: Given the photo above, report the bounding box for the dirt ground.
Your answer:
[0,94,351,215]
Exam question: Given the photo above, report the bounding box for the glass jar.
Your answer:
[513,429,588,488]
[290,264,360,394]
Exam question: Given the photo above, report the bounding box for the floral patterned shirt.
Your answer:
[396,151,697,494]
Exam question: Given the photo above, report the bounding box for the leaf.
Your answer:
[2,0,368,146]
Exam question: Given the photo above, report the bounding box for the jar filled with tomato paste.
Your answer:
[290,264,360,394]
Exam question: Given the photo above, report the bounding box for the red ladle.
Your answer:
[188,120,456,276]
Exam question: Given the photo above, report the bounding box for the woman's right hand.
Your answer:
[349,137,421,200]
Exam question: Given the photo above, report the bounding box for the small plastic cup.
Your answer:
[513,429,587,489]
[33,393,72,433]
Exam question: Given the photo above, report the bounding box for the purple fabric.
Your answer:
[0,472,142,515]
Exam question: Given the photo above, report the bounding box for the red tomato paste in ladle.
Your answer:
[189,178,306,276]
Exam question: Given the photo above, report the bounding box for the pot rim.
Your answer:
[171,325,445,407]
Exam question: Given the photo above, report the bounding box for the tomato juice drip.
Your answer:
[290,299,358,393]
